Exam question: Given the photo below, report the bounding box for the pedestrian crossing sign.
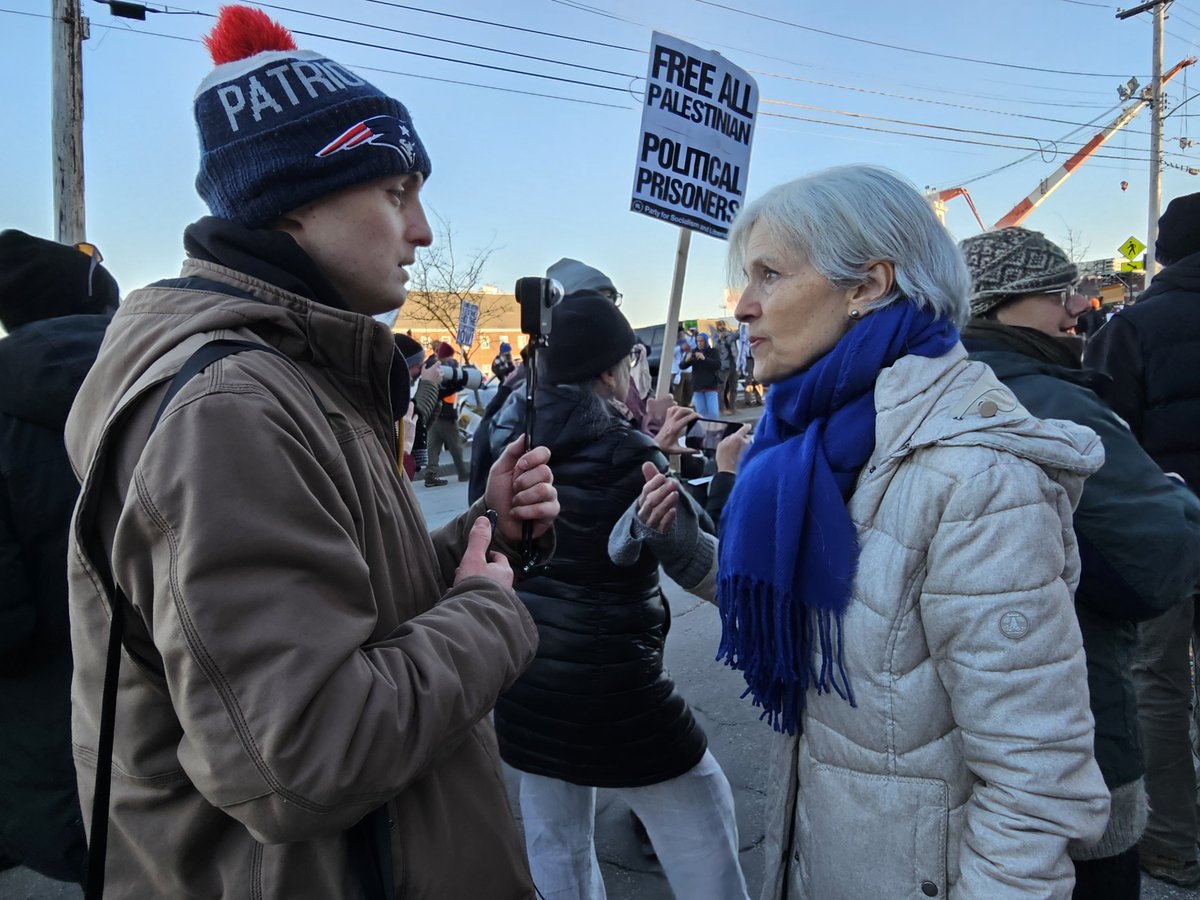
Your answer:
[1118,236,1146,260]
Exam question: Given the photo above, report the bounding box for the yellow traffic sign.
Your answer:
[1120,259,1145,272]
[1118,236,1146,260]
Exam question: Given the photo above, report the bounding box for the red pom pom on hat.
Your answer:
[204,5,296,66]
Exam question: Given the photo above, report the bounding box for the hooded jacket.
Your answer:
[965,323,1200,863]
[65,236,539,898]
[760,345,1110,900]
[487,385,707,787]
[1084,251,1200,490]
[0,313,108,883]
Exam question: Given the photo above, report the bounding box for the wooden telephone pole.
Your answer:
[52,0,86,245]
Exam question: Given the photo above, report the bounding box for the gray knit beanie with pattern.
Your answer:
[959,227,1078,318]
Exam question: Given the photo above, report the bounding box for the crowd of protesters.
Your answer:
[6,7,1200,900]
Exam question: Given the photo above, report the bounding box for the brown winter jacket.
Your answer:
[64,259,540,899]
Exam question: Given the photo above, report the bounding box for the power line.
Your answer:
[692,0,1145,78]
[360,0,641,52]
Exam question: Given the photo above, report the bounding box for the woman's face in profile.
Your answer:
[734,222,854,384]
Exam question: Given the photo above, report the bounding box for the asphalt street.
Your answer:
[4,410,1197,899]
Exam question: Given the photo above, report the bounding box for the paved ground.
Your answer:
[4,400,1197,898]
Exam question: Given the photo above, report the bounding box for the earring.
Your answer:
[848,308,862,319]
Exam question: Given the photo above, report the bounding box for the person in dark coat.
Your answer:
[1085,193,1200,887]
[0,230,119,884]
[961,226,1200,897]
[488,293,749,900]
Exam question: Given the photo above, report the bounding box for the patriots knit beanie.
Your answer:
[0,230,120,331]
[546,258,618,298]
[959,227,1078,318]
[1155,192,1200,265]
[542,291,635,384]
[194,6,432,228]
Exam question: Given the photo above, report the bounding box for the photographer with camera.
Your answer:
[424,341,470,487]
[488,290,749,900]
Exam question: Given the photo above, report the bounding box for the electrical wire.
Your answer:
[7,6,1183,164]
[691,0,1145,78]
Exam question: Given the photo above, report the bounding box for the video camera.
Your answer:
[436,363,484,392]
[513,276,564,572]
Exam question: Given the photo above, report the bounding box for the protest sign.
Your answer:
[455,299,479,348]
[631,32,758,239]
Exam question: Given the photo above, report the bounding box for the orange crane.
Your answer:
[994,57,1195,228]
[925,186,987,232]
[928,57,1195,232]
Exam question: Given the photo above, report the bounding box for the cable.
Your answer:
[692,0,1145,78]
[361,0,641,52]
[232,1,635,79]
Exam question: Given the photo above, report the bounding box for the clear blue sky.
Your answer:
[5,0,1200,326]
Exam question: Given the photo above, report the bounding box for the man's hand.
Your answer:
[654,405,700,456]
[453,516,514,588]
[485,436,559,542]
[420,362,445,385]
[637,461,679,534]
[401,401,418,455]
[716,424,752,474]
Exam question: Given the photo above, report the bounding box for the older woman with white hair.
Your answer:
[709,165,1110,899]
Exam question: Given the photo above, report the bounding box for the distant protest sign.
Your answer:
[630,32,758,240]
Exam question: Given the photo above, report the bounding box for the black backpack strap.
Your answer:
[85,338,401,900]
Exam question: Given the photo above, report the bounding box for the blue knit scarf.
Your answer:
[716,301,959,734]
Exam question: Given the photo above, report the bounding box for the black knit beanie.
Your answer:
[542,291,635,384]
[0,230,120,331]
[1156,192,1200,265]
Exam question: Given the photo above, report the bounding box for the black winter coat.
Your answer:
[489,385,707,787]
[684,348,723,391]
[1085,252,1200,491]
[0,314,108,883]
[966,323,1200,789]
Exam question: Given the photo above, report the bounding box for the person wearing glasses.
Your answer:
[960,226,1200,898]
[0,231,120,886]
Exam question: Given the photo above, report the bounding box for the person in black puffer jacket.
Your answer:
[0,230,118,885]
[489,292,748,900]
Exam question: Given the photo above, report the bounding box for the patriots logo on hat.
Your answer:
[315,115,416,167]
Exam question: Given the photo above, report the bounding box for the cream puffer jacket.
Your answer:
[749,346,1110,900]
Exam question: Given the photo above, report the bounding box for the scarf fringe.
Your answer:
[717,575,857,735]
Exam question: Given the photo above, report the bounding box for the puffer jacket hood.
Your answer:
[1141,248,1200,301]
[0,314,110,430]
[873,344,1102,492]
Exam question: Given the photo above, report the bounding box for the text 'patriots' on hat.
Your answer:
[194,5,432,228]
[959,227,1078,318]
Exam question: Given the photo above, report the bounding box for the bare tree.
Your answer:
[1057,220,1091,264]
[403,214,502,363]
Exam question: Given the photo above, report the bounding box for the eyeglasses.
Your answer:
[600,288,623,307]
[76,242,103,297]
[1051,283,1080,308]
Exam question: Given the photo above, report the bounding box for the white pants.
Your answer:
[518,750,750,900]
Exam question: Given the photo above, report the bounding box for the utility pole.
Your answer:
[1118,0,1170,280]
[51,0,86,245]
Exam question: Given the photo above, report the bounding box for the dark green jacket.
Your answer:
[965,323,1200,788]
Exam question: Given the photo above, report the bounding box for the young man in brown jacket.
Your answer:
[64,7,557,898]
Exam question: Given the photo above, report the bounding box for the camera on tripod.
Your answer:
[512,275,563,572]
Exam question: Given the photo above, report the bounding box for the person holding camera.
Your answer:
[487,292,749,900]
[492,341,517,383]
[424,341,470,487]
[62,8,558,897]
[682,332,723,419]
